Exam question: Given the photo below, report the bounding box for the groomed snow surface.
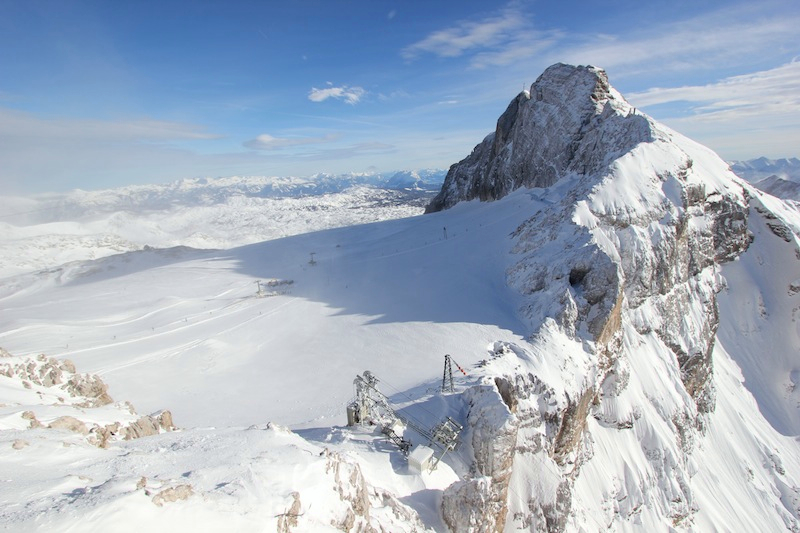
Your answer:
[2,179,799,531]
[0,188,534,531]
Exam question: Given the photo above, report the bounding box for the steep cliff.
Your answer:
[426,64,652,213]
[432,64,800,531]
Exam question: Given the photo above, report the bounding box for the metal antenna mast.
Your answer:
[442,354,468,394]
[442,354,454,393]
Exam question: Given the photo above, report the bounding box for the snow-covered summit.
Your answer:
[427,63,650,212]
[2,64,800,531]
[422,63,800,530]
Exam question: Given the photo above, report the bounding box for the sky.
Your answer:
[0,0,798,193]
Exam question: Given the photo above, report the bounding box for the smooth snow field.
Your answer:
[0,190,537,430]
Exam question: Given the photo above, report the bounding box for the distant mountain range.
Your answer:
[730,158,800,201]
[2,64,800,532]
[1,169,446,225]
[0,170,446,278]
[729,157,800,182]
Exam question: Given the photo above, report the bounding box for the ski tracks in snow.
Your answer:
[67,291,301,376]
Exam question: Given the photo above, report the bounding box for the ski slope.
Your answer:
[0,190,538,429]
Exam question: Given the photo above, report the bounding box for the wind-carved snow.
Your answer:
[2,64,800,531]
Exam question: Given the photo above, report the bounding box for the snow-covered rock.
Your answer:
[0,348,175,448]
[2,63,800,532]
[428,63,800,531]
[427,64,651,213]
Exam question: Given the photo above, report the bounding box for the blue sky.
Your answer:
[1,0,798,193]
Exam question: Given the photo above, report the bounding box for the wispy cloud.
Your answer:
[401,2,799,77]
[308,83,366,104]
[0,107,229,192]
[296,141,395,161]
[627,61,800,116]
[0,107,220,141]
[0,106,394,192]
[559,13,800,75]
[243,133,340,150]
[377,89,410,102]
[624,61,800,159]
[402,5,525,61]
[401,2,561,69]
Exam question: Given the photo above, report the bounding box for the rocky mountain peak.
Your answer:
[426,63,650,212]
[428,63,800,530]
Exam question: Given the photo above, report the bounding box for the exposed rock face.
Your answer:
[442,384,518,532]
[426,64,651,213]
[0,350,112,407]
[1,348,176,447]
[319,448,426,532]
[430,64,763,530]
[442,477,503,532]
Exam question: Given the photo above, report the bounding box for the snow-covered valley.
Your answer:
[2,64,800,532]
[0,171,443,279]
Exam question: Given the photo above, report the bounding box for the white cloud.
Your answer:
[624,61,800,160]
[627,61,800,114]
[308,84,366,105]
[243,133,340,151]
[0,107,220,142]
[557,9,800,75]
[402,7,524,60]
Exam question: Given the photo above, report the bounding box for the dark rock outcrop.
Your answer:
[426,64,651,212]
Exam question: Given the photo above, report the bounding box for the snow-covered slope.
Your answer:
[0,171,444,279]
[429,64,800,530]
[0,192,535,531]
[2,64,799,531]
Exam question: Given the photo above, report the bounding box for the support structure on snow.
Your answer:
[429,417,462,471]
[347,371,412,455]
[346,369,462,470]
[442,354,468,394]
[443,354,454,393]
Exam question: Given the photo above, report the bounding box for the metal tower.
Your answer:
[442,354,454,393]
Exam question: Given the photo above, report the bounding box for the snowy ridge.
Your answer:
[2,64,800,531]
[431,64,800,530]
